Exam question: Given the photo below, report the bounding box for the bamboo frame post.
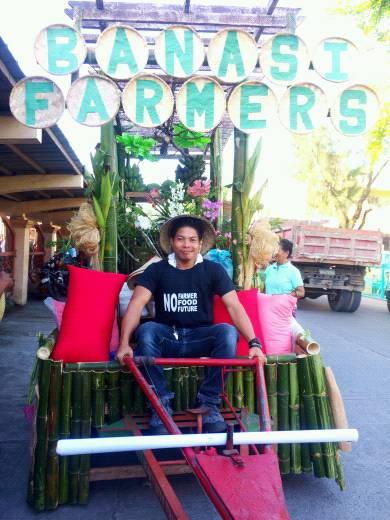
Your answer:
[289,362,301,474]
[79,371,92,504]
[59,370,72,504]
[277,363,290,474]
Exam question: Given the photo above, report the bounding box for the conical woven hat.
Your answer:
[159,215,216,255]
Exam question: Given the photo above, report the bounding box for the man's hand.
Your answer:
[248,346,266,363]
[116,344,134,365]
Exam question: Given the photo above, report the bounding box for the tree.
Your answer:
[295,121,388,229]
[335,0,390,40]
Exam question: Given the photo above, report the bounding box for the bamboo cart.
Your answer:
[27,332,353,518]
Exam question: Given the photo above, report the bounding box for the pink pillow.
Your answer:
[257,293,296,355]
[49,299,119,353]
[51,266,127,362]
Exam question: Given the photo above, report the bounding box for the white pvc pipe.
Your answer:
[57,429,358,456]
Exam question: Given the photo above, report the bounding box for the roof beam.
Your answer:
[0,174,84,195]
[5,144,46,173]
[67,2,287,28]
[0,116,42,145]
[0,197,86,217]
[255,0,279,41]
[30,211,75,226]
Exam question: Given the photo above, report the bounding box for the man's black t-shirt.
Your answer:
[136,259,234,327]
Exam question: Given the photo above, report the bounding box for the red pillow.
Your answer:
[51,266,127,362]
[213,289,261,356]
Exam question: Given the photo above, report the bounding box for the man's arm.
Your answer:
[117,285,152,365]
[291,286,305,299]
[221,290,266,362]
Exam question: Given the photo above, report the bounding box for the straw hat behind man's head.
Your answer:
[159,215,216,255]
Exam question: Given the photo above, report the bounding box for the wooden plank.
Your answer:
[5,144,46,173]
[0,116,42,145]
[0,174,84,195]
[29,210,75,225]
[0,197,86,216]
[89,463,192,482]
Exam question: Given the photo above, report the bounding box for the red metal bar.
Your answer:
[124,356,234,520]
[125,415,190,520]
[255,358,272,453]
[134,356,256,367]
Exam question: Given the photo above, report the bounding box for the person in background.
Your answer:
[117,215,265,434]
[265,238,305,299]
[0,271,13,296]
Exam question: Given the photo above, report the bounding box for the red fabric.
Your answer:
[50,299,120,353]
[213,289,295,355]
[213,289,261,356]
[51,266,127,362]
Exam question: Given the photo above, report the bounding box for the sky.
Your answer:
[0,0,388,226]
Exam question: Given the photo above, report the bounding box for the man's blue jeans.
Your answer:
[134,322,239,406]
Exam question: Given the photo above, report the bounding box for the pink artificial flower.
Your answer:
[187,179,211,197]
[149,188,160,199]
[202,199,222,221]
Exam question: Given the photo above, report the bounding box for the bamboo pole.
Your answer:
[265,363,278,432]
[69,371,81,504]
[33,359,52,511]
[173,367,182,411]
[45,361,63,509]
[244,370,255,413]
[267,354,296,363]
[308,355,337,479]
[107,370,121,424]
[297,356,325,478]
[277,363,290,474]
[296,334,320,356]
[225,372,234,405]
[299,403,313,473]
[65,361,121,371]
[210,127,223,228]
[59,370,72,504]
[324,367,352,452]
[289,362,301,474]
[189,367,198,408]
[79,371,92,504]
[92,372,106,428]
[120,370,133,416]
[182,367,190,410]
[233,369,244,409]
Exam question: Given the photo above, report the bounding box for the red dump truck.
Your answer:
[280,225,383,312]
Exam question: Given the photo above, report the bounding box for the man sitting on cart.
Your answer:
[117,214,265,434]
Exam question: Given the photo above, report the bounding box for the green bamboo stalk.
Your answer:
[265,363,278,432]
[107,370,121,423]
[197,366,205,388]
[210,127,223,228]
[308,355,337,479]
[33,359,52,511]
[45,361,62,509]
[79,371,92,504]
[65,361,121,371]
[133,382,144,413]
[267,354,296,363]
[69,371,81,504]
[297,356,325,478]
[299,403,313,473]
[231,128,247,287]
[189,367,198,408]
[59,370,72,504]
[120,370,133,415]
[181,367,190,410]
[164,367,174,394]
[173,367,182,411]
[225,372,234,405]
[92,372,106,428]
[277,363,290,475]
[233,369,244,409]
[244,370,255,413]
[101,122,118,273]
[289,362,301,474]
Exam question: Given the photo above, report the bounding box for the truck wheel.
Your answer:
[328,290,352,312]
[346,291,361,313]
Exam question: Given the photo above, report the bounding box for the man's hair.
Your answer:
[279,238,293,258]
[169,217,204,240]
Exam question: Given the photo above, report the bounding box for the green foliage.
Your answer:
[172,122,211,150]
[334,0,390,39]
[175,155,206,187]
[116,133,158,161]
[367,102,390,166]
[295,127,387,229]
